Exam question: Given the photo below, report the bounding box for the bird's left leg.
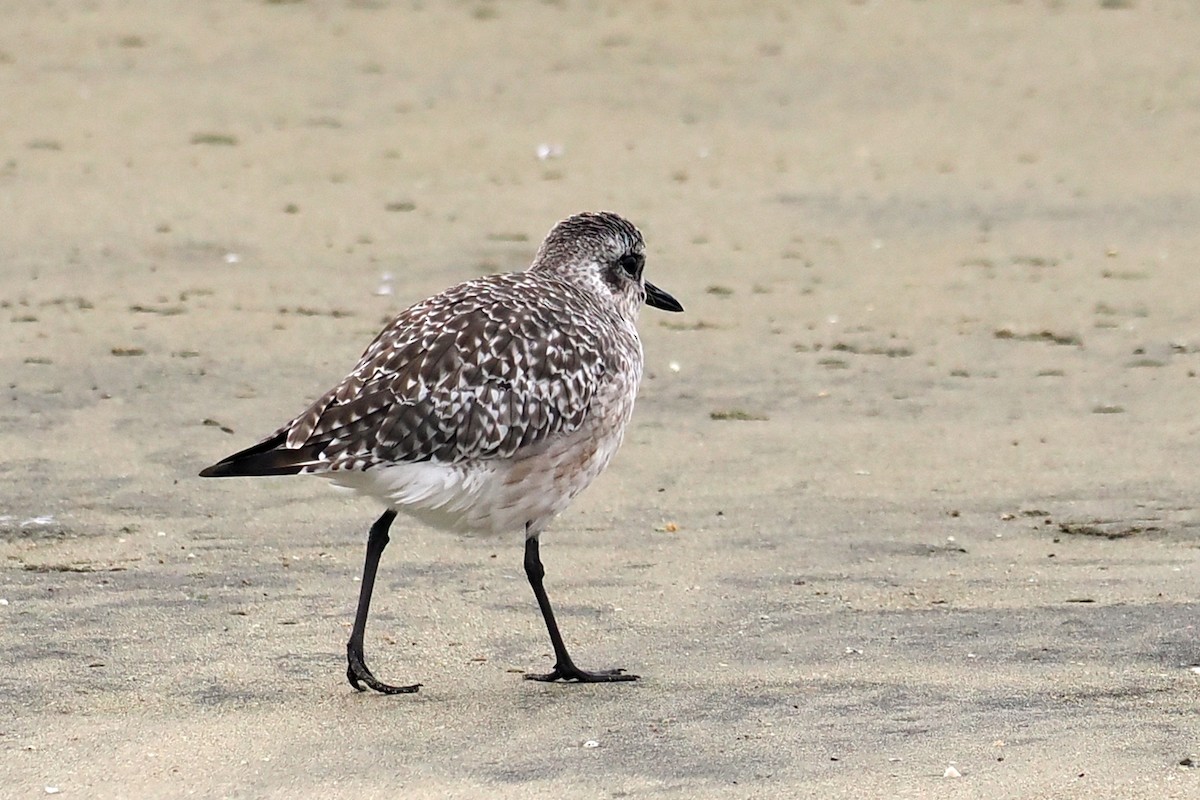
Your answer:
[346,509,421,694]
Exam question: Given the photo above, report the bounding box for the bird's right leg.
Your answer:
[522,532,638,683]
[346,509,421,694]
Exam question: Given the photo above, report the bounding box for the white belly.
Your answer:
[324,406,631,537]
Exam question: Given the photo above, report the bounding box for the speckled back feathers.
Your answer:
[283,271,637,471]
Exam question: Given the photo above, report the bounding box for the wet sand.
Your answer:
[2,2,1198,798]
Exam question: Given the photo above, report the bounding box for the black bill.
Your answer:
[645,281,684,312]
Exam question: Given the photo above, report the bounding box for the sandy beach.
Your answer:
[2,2,1198,797]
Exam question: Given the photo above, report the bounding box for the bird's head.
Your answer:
[530,211,683,318]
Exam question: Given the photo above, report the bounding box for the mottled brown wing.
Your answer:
[274,273,610,471]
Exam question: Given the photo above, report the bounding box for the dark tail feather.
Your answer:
[199,431,321,477]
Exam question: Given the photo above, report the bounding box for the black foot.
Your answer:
[523,663,639,683]
[346,646,420,695]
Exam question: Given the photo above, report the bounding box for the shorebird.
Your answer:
[200,211,683,694]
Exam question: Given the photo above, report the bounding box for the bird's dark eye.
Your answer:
[617,253,644,277]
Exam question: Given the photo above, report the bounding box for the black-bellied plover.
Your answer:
[200,211,683,694]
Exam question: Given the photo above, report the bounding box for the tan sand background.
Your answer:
[2,1,1199,797]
